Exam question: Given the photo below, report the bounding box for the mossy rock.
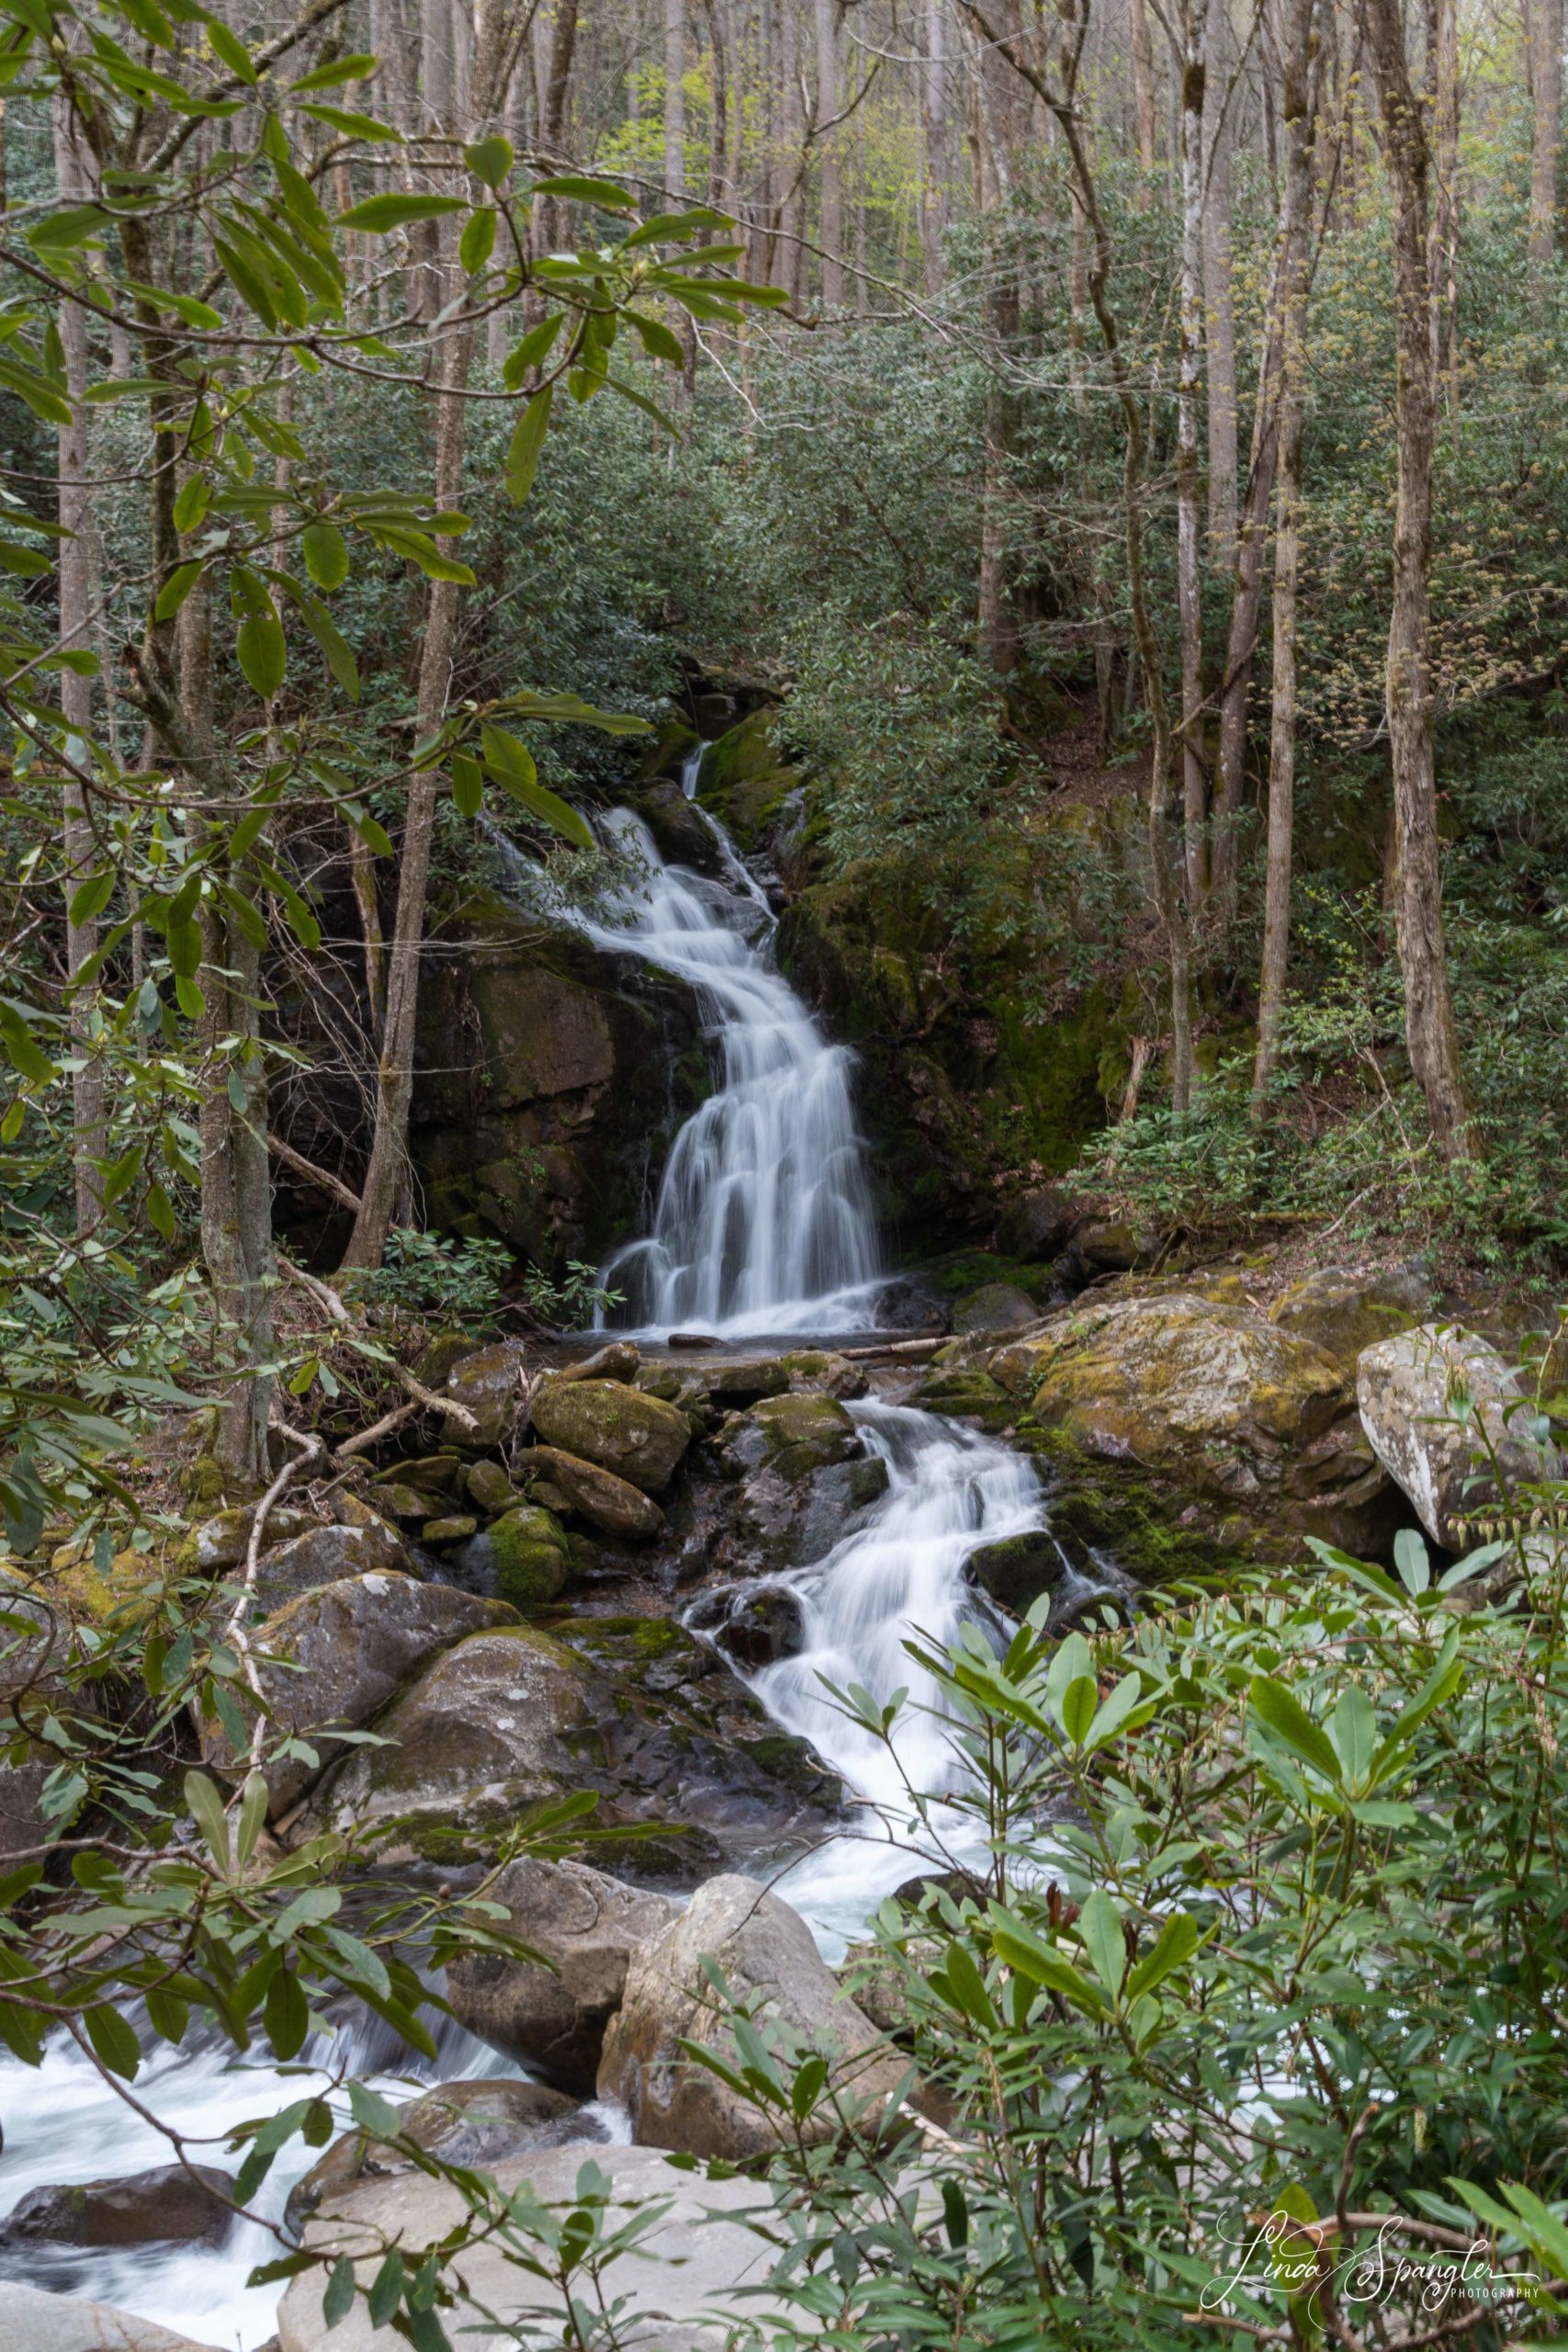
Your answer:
[1020,1422,1252,1586]
[41,1545,165,1628]
[695,708,798,854]
[488,1506,570,1611]
[740,1390,857,1465]
[465,1458,519,1517]
[909,1369,1013,1431]
[531,1380,691,1494]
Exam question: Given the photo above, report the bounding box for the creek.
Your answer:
[0,752,1072,2346]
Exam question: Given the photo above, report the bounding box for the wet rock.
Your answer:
[280,2144,784,2350]
[0,2283,225,2352]
[446,1858,676,2091]
[553,1340,640,1385]
[1358,1324,1554,1549]
[1270,1264,1431,1374]
[1,2163,234,2247]
[598,1874,908,2159]
[440,1340,534,1451]
[530,1379,691,1493]
[704,1357,791,1406]
[951,1281,1040,1336]
[996,1182,1077,1261]
[720,1389,860,1476]
[199,1572,520,1815]
[1077,1219,1161,1272]
[421,1514,477,1547]
[688,1583,807,1668]
[453,1505,570,1609]
[781,1348,869,1399]
[965,1530,1064,1614]
[463,1458,519,1517]
[291,1621,840,1878]
[910,1366,1013,1428]
[251,1516,414,1614]
[369,1481,430,1522]
[524,1444,665,1541]
[285,2076,576,2233]
[716,1450,889,1577]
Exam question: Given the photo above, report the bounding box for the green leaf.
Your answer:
[337,192,467,231]
[451,751,483,818]
[463,134,513,188]
[288,52,375,93]
[1077,1888,1126,1998]
[503,384,552,504]
[85,2002,141,2080]
[265,1965,309,2061]
[68,868,116,925]
[184,1768,231,1870]
[206,16,255,82]
[619,207,727,249]
[173,474,209,534]
[1059,1673,1099,1746]
[530,173,636,209]
[1329,1685,1379,1791]
[987,1905,1107,2018]
[236,1770,269,1866]
[237,610,287,700]
[627,310,686,367]
[1084,1670,1146,1754]
[321,2254,356,2326]
[154,560,203,621]
[299,103,402,141]
[502,312,564,387]
[147,1181,175,1239]
[0,357,72,424]
[346,2079,400,2138]
[1126,1910,1199,2001]
[298,596,359,699]
[1247,1674,1343,1788]
[459,205,496,275]
[1393,1525,1430,1595]
[300,521,348,592]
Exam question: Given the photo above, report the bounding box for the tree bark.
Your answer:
[1177,0,1211,906]
[1529,0,1562,286]
[1132,0,1158,171]
[664,0,686,198]
[815,0,843,306]
[1204,0,1238,557]
[1359,0,1474,1159]
[52,93,105,1238]
[1428,0,1459,376]
[1252,0,1319,1119]
[922,0,952,289]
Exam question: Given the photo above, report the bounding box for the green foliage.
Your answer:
[341,1230,512,1329]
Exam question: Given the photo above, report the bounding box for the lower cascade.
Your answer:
[585,755,884,1337]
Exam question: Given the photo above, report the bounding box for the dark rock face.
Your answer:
[996,1183,1077,1261]
[291,1617,841,1879]
[249,1514,413,1615]
[712,1394,890,1577]
[411,898,709,1274]
[965,1531,1064,1614]
[2,2165,234,2248]
[688,1583,807,1668]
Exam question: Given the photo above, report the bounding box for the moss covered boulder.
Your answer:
[714,1392,888,1575]
[965,1530,1063,1614]
[463,1505,570,1610]
[950,1281,1041,1337]
[291,1618,841,1879]
[995,1290,1400,1567]
[531,1378,691,1493]
[522,1445,665,1541]
[694,708,797,854]
[1269,1264,1430,1375]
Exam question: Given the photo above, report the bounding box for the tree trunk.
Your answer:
[1529,0,1562,286]
[1428,0,1459,377]
[52,95,106,1238]
[1177,0,1210,907]
[1252,0,1318,1119]
[1132,0,1157,171]
[815,0,842,306]
[1360,0,1474,1159]
[1204,0,1238,557]
[922,0,951,290]
[664,0,686,198]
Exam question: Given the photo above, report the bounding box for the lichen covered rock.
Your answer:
[1270,1263,1431,1374]
[521,1444,666,1540]
[1358,1323,1553,1548]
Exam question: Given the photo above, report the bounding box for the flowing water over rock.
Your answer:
[586,758,884,1338]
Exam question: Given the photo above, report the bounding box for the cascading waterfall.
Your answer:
[584,752,884,1337]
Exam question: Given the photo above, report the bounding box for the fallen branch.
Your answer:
[267,1131,363,1216]
[227,1421,324,1766]
[335,1398,420,1459]
[397,1364,476,1427]
[840,1335,947,1362]
[277,1254,351,1326]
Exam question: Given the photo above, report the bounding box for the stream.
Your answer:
[0,749,1071,2345]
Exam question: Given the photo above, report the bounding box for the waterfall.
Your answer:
[583,752,883,1338]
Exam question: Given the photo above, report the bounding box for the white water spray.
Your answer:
[584,752,884,1338]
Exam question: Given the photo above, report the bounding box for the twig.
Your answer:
[267,1133,363,1215]
[277,1253,351,1325]
[335,1398,419,1458]
[224,1421,323,1765]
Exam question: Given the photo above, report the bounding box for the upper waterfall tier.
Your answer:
[584,789,883,1339]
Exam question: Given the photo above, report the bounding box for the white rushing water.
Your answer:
[586,752,884,1339]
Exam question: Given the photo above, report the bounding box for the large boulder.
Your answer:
[951,1281,1040,1337]
[451,1505,570,1608]
[0,2163,233,2247]
[714,1391,889,1576]
[1269,1263,1430,1374]
[598,1875,910,2160]
[1357,1324,1554,1548]
[292,1621,840,1878]
[522,1444,666,1540]
[530,1379,692,1493]
[964,1529,1065,1614]
[278,2143,784,2352]
[994,1290,1399,1569]
[996,1182,1077,1261]
[198,1572,519,1815]
[446,1858,676,2090]
[285,2075,577,2233]
[0,2284,224,2352]
[248,1514,412,1615]
[440,1340,534,1451]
